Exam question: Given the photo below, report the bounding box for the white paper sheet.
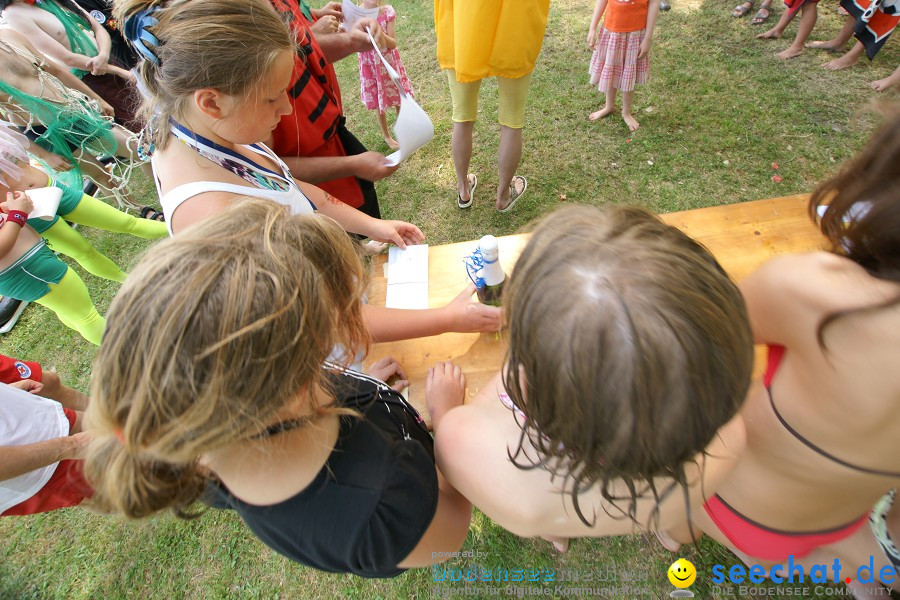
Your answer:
[384,96,435,167]
[341,0,379,31]
[385,245,428,309]
[23,186,61,220]
[365,29,434,166]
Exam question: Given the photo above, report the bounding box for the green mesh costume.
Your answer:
[34,0,98,77]
[0,79,117,193]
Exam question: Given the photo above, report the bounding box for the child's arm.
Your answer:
[23,137,74,173]
[382,7,398,50]
[294,180,424,248]
[588,0,609,48]
[0,191,33,258]
[639,0,661,59]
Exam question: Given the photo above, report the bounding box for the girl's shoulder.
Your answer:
[380,5,396,19]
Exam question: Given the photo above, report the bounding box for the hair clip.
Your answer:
[123,6,162,66]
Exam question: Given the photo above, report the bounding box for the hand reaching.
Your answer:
[425,361,466,430]
[367,356,409,392]
[367,219,424,249]
[443,284,503,333]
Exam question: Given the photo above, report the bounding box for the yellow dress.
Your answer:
[435,0,551,82]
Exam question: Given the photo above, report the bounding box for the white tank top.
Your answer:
[155,125,316,236]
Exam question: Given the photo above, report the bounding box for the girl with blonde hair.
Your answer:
[116,0,501,342]
[84,198,473,577]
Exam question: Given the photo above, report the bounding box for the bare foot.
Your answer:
[589,106,615,121]
[806,40,842,50]
[757,28,783,39]
[871,75,900,91]
[622,112,640,131]
[823,53,860,70]
[384,136,399,150]
[776,46,804,59]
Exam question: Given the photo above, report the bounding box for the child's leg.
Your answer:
[589,88,618,121]
[807,14,855,49]
[377,110,398,149]
[776,3,818,58]
[824,40,865,69]
[757,5,798,38]
[621,90,640,131]
[63,193,168,240]
[41,219,127,283]
[871,64,900,90]
[34,268,106,345]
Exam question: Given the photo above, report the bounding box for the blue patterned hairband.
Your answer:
[123,6,162,66]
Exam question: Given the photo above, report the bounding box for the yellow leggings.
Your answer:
[34,268,106,345]
[42,219,127,283]
[64,193,168,240]
[42,193,167,283]
[445,69,534,129]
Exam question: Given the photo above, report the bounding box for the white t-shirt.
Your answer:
[0,383,69,514]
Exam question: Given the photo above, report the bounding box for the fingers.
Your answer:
[458,282,477,300]
[389,229,407,249]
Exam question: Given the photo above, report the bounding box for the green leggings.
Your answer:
[35,268,106,345]
[42,194,167,283]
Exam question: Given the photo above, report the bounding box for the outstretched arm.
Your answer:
[363,284,502,343]
[281,151,399,185]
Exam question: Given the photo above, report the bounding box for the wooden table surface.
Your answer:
[364,195,827,426]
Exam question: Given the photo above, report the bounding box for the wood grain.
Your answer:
[364,195,826,426]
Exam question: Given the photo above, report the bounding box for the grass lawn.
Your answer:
[1,0,897,598]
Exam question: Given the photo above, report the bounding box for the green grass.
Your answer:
[2,0,898,597]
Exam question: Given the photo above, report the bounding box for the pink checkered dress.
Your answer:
[589,28,650,93]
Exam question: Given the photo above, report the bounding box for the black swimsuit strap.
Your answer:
[767,387,900,478]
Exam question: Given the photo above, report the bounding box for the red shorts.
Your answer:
[704,494,869,561]
[1,408,92,516]
[0,354,42,384]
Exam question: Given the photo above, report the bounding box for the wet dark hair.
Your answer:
[809,112,900,347]
[503,205,753,527]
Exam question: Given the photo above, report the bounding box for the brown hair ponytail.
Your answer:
[85,198,369,518]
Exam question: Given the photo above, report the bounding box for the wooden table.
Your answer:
[364,194,826,426]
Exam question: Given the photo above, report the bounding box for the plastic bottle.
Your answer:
[477,235,505,306]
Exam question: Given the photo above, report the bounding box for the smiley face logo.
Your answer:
[667,558,696,588]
